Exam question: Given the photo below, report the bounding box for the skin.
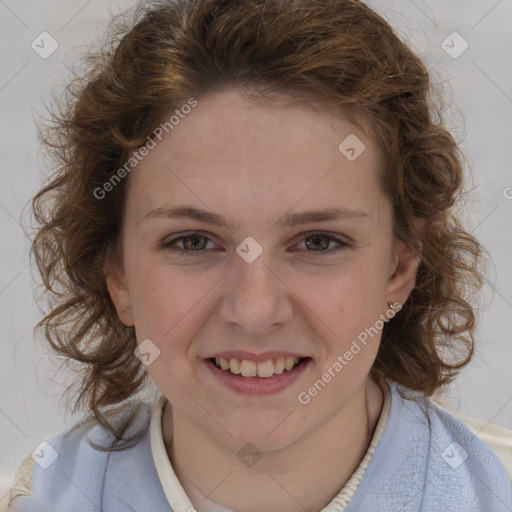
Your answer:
[107,87,421,512]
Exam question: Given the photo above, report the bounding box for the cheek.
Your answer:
[300,266,387,401]
[301,260,388,327]
[125,259,221,342]
[296,263,390,383]
[126,265,211,388]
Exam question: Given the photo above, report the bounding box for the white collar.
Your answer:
[149,380,391,512]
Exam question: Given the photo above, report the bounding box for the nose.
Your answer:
[217,251,294,335]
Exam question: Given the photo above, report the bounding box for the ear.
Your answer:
[106,270,135,327]
[385,238,421,307]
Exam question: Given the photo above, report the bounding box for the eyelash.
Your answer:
[161,231,351,256]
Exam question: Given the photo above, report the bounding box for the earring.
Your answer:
[384,301,402,323]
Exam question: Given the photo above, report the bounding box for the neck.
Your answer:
[163,378,384,512]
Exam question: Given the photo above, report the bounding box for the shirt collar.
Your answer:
[149,380,391,512]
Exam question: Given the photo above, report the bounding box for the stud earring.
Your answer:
[384,301,402,323]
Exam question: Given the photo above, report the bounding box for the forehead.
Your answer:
[124,88,386,227]
[158,88,374,165]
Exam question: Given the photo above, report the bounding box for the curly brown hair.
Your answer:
[30,0,483,447]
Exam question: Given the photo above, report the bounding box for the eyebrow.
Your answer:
[142,205,368,231]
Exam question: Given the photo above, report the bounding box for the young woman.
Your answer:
[9,0,511,510]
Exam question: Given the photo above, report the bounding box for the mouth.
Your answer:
[204,355,312,395]
[208,356,308,378]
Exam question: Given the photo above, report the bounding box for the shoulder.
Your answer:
[441,404,512,486]
[348,382,512,511]
[8,401,158,512]
[399,384,511,509]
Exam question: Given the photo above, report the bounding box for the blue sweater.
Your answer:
[8,382,512,511]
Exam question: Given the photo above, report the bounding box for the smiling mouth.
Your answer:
[208,357,308,378]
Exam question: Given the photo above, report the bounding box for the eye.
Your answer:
[161,231,350,256]
[161,233,218,255]
[295,232,350,254]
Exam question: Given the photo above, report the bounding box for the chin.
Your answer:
[215,413,310,452]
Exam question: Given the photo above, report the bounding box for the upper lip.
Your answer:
[205,351,308,362]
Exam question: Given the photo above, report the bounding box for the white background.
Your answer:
[1,0,511,507]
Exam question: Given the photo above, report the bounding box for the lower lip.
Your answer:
[204,358,311,394]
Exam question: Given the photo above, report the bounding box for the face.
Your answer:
[107,88,419,451]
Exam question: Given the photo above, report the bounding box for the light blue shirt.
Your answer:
[9,382,512,511]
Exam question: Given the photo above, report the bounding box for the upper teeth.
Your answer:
[215,357,301,378]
